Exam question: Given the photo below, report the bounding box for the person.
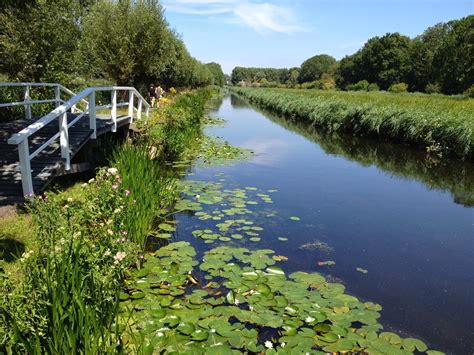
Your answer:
[148,84,157,108]
[155,85,165,107]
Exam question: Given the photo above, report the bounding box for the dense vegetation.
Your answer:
[0,0,224,90]
[232,87,474,159]
[0,88,217,352]
[231,15,473,95]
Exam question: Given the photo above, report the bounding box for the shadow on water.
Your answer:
[231,94,474,208]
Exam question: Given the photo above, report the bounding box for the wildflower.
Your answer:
[112,184,118,190]
[88,178,95,183]
[120,237,126,242]
[140,255,144,259]
[114,251,126,262]
[121,230,128,235]
[114,207,122,214]
[133,199,137,204]
[104,249,111,256]
[82,183,88,187]
[107,167,118,175]
[67,197,73,203]
[125,189,130,197]
[264,341,273,349]
[107,229,114,236]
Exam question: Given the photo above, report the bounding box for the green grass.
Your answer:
[232,87,474,159]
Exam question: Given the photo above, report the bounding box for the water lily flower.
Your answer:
[107,167,118,175]
[264,341,273,349]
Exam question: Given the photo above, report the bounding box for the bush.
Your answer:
[463,85,474,98]
[388,82,409,93]
[425,83,441,94]
[367,83,380,91]
[347,80,370,91]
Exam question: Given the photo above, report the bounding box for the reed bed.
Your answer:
[233,87,474,159]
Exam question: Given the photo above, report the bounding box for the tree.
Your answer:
[298,54,337,83]
[0,0,83,82]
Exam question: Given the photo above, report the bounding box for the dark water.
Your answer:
[176,94,474,354]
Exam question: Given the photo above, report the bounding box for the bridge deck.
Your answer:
[0,114,131,204]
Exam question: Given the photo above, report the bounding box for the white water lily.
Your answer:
[264,341,273,349]
[305,316,315,323]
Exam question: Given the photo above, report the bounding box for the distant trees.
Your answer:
[298,54,337,84]
[0,0,223,89]
[230,15,472,95]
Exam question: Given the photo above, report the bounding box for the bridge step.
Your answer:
[0,114,131,205]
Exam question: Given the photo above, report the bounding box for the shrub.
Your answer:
[367,83,380,91]
[463,85,474,98]
[388,82,409,93]
[347,80,370,91]
[425,83,441,94]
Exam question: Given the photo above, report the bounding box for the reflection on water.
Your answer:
[178,94,473,354]
[245,98,474,208]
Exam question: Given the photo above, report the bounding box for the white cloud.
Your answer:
[162,0,305,34]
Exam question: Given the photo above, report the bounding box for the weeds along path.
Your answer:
[231,87,474,160]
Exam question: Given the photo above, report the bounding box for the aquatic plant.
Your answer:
[232,87,474,159]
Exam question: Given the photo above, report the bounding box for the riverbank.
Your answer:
[231,87,474,160]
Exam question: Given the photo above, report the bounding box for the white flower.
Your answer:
[305,316,315,323]
[107,167,118,175]
[104,249,111,256]
[88,178,95,183]
[234,299,240,305]
[114,251,126,262]
[280,342,286,348]
[195,194,200,199]
[156,332,164,337]
[67,197,74,202]
[264,341,273,349]
[107,229,114,236]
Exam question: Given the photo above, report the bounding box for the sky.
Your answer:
[161,0,473,73]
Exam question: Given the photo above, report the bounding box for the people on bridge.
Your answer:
[155,85,165,107]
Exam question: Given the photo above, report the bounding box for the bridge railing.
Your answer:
[6,85,150,197]
[0,82,88,118]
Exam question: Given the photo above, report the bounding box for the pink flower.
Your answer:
[112,185,118,190]
[125,189,130,197]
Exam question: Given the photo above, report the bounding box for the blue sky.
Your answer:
[162,0,473,73]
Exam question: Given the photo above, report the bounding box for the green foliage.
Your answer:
[425,83,442,94]
[463,85,474,98]
[336,15,473,94]
[120,242,441,354]
[231,67,290,85]
[205,63,225,86]
[347,80,370,91]
[232,87,474,159]
[388,82,409,93]
[298,54,337,83]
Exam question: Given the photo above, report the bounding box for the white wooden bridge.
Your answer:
[0,83,150,204]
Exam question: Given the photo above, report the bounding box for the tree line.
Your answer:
[0,0,225,90]
[231,15,473,95]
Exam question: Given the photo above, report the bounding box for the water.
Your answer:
[176,94,474,354]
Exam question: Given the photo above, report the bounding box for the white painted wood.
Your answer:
[18,140,33,196]
[111,90,117,132]
[89,91,97,139]
[24,86,32,120]
[128,90,134,121]
[59,112,71,170]
[54,85,61,108]
[137,98,142,120]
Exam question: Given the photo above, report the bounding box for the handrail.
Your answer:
[5,84,150,197]
[0,82,88,117]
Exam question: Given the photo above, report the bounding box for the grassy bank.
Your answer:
[0,87,217,353]
[231,87,474,159]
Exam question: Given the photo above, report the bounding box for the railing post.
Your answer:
[54,85,61,108]
[89,91,97,139]
[111,90,117,132]
[18,139,33,197]
[59,112,71,171]
[24,85,32,120]
[137,98,142,120]
[128,90,134,122]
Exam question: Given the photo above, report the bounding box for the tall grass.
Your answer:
[232,87,474,159]
[113,145,176,250]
